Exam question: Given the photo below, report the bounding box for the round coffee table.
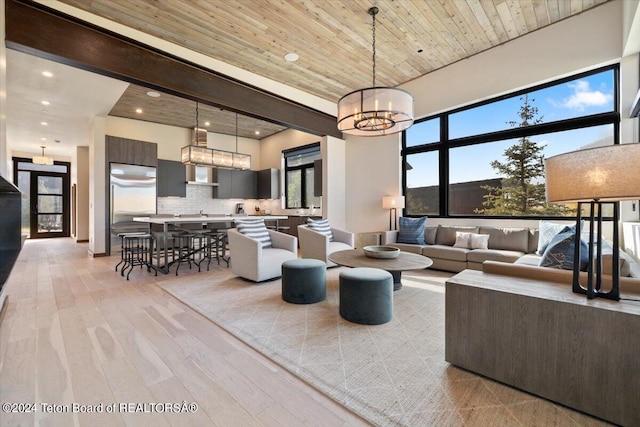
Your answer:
[328,248,433,291]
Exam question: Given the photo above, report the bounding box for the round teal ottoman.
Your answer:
[339,267,393,325]
[281,259,327,304]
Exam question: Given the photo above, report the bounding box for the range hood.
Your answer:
[186,165,218,186]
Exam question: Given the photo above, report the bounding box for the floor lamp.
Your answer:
[382,196,405,231]
[545,143,640,300]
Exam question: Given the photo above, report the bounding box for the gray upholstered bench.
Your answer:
[281,258,327,304]
[339,267,393,325]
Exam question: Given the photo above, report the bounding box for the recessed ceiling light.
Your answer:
[42,71,53,77]
[146,91,161,98]
[135,108,143,114]
[254,130,260,135]
[284,52,299,62]
[204,121,210,126]
[41,121,48,126]
[41,137,46,141]
[41,100,50,106]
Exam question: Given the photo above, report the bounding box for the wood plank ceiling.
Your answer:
[59,0,607,134]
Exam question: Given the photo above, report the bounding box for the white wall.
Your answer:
[322,135,346,228]
[73,146,89,241]
[345,133,402,234]
[89,116,106,256]
[346,0,634,234]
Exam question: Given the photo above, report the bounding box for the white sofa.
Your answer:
[298,225,354,267]
[227,228,297,282]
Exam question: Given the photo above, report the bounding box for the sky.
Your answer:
[406,69,615,188]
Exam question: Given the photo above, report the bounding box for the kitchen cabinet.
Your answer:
[213,169,257,199]
[106,135,157,167]
[157,159,186,197]
[258,168,279,199]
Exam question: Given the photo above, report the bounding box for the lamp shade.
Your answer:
[338,87,414,136]
[545,143,640,203]
[382,196,405,209]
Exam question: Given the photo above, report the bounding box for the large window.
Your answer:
[284,143,321,209]
[403,65,619,218]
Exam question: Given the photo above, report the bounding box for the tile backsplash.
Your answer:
[157,185,290,216]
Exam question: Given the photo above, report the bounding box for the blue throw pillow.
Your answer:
[397,217,427,245]
[539,226,589,271]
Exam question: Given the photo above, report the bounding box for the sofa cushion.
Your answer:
[388,243,425,255]
[467,249,524,264]
[479,226,530,252]
[435,226,479,246]
[398,217,427,244]
[515,253,542,266]
[539,226,589,271]
[425,226,438,245]
[422,245,470,262]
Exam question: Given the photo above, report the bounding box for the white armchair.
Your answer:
[227,228,298,282]
[298,225,355,267]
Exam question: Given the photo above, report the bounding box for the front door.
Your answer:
[14,158,71,239]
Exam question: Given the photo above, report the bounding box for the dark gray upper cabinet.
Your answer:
[258,168,279,199]
[106,135,157,167]
[157,159,186,197]
[213,169,257,199]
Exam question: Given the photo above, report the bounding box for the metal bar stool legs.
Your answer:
[121,234,157,280]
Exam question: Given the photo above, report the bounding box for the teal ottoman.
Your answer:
[281,259,327,304]
[339,267,393,325]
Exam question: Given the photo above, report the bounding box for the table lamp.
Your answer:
[544,143,640,300]
[382,196,405,231]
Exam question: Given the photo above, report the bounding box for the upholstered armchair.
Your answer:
[298,224,355,267]
[227,228,298,282]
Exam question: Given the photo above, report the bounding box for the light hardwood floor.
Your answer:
[0,238,370,427]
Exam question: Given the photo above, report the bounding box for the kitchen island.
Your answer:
[134,215,287,273]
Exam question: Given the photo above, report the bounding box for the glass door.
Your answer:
[30,171,69,238]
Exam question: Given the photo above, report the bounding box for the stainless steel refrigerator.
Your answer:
[109,163,157,255]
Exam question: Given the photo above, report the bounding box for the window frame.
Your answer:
[283,142,320,209]
[402,64,620,220]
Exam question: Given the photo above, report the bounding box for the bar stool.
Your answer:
[171,231,197,275]
[121,234,157,280]
[115,232,147,272]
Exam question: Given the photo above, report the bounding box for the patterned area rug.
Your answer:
[158,267,452,426]
[157,267,607,426]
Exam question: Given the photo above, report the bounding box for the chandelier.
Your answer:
[33,146,54,165]
[181,103,251,170]
[337,7,414,136]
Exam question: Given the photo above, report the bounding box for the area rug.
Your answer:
[158,267,456,426]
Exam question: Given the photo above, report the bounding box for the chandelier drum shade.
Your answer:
[337,7,414,137]
[33,146,54,166]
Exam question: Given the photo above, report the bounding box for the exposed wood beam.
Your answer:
[5,0,342,139]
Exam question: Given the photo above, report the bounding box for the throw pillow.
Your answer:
[452,232,490,249]
[235,218,272,249]
[398,216,427,245]
[536,220,582,255]
[307,218,333,241]
[453,232,471,248]
[469,233,490,250]
[539,226,589,271]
